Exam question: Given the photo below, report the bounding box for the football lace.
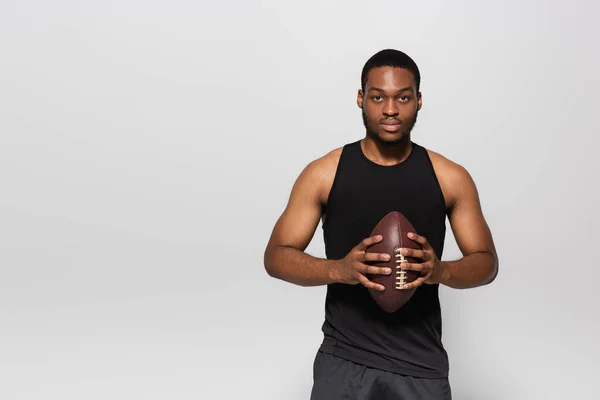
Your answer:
[395,248,407,289]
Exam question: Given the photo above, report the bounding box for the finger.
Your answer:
[399,247,426,261]
[356,235,383,251]
[399,262,425,272]
[362,252,391,263]
[402,275,427,290]
[358,274,385,291]
[361,263,392,276]
[407,232,432,250]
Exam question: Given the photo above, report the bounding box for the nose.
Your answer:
[382,99,399,117]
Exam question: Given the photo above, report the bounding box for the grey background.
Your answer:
[1,0,599,399]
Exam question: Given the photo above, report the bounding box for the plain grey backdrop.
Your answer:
[1,0,599,399]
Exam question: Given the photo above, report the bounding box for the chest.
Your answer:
[324,172,446,251]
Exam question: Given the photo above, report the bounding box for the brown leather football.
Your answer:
[366,211,421,313]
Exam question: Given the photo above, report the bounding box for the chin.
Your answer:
[375,131,406,145]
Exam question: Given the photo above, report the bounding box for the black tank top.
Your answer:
[318,139,450,378]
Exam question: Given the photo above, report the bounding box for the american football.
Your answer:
[366,211,421,313]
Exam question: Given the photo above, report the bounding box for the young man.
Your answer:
[263,49,499,400]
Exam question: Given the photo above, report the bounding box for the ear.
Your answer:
[417,91,422,111]
[357,89,364,108]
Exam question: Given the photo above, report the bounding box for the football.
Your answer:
[366,211,421,313]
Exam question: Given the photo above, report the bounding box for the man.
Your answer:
[263,49,499,399]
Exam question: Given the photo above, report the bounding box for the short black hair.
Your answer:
[361,49,421,92]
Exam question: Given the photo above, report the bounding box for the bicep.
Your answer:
[266,161,325,253]
[447,167,497,258]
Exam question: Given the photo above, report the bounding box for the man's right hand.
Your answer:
[330,235,392,291]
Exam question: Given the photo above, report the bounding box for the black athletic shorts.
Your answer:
[310,351,452,400]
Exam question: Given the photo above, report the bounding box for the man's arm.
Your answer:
[264,153,392,290]
[263,157,339,287]
[439,164,499,289]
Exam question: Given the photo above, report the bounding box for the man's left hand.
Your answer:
[398,232,447,290]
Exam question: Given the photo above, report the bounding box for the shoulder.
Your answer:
[301,146,343,177]
[423,147,477,209]
[295,146,344,205]
[424,147,470,179]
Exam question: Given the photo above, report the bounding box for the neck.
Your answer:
[361,135,413,166]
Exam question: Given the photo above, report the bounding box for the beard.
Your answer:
[361,108,419,146]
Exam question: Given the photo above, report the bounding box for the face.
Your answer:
[357,66,422,145]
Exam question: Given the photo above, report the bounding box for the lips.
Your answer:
[380,121,402,132]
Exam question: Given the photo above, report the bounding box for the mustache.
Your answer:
[380,118,402,124]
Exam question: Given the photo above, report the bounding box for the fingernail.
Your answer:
[384,254,391,261]
[384,268,391,274]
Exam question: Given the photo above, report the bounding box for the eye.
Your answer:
[399,96,410,102]
[372,96,383,102]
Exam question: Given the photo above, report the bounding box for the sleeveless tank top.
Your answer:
[318,139,450,378]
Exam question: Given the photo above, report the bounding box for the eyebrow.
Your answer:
[369,86,414,94]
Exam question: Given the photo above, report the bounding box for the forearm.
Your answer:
[440,251,498,289]
[264,245,339,287]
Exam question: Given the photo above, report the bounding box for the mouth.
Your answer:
[380,122,402,133]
